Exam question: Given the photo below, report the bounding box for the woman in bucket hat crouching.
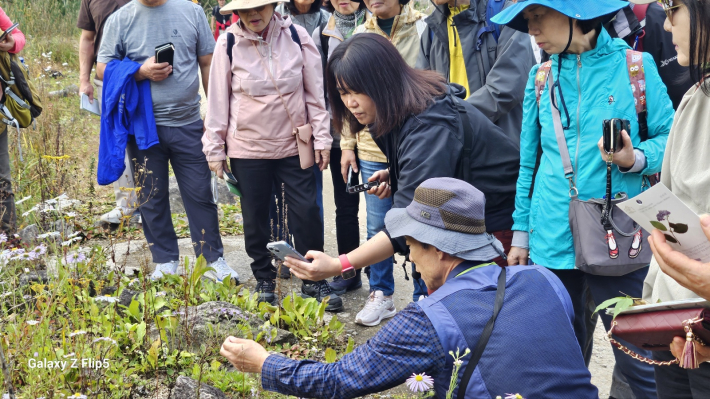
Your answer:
[221,178,598,398]
[490,0,676,397]
[202,0,342,311]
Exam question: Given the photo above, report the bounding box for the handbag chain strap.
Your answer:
[607,319,707,367]
[251,40,298,134]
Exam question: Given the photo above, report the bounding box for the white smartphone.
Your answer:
[266,241,309,263]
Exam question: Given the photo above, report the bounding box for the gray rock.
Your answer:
[48,84,79,97]
[19,270,48,286]
[119,289,141,308]
[156,301,295,350]
[18,224,39,243]
[170,376,226,399]
[169,176,237,214]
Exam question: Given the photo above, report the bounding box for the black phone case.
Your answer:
[155,43,175,75]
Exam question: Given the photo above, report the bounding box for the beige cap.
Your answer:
[220,0,281,14]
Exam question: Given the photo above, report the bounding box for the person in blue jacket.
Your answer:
[492,0,674,397]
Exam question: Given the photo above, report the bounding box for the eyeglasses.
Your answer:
[659,0,682,23]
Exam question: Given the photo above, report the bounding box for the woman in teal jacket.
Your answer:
[492,1,674,397]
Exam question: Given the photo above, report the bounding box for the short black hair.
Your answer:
[286,0,322,15]
[679,0,710,95]
[576,15,607,35]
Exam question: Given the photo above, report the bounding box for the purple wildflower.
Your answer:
[406,373,434,393]
[656,210,671,222]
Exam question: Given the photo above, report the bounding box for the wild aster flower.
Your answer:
[64,252,87,265]
[406,373,434,393]
[68,330,87,337]
[0,233,6,243]
[70,394,87,399]
[505,394,525,399]
[34,352,39,357]
[15,195,31,205]
[37,232,61,239]
[656,210,671,222]
[94,296,118,303]
[155,291,167,297]
[26,320,40,325]
[251,388,258,397]
[92,337,117,345]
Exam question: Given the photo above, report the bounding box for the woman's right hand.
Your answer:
[340,149,358,183]
[209,160,228,179]
[367,169,391,199]
[507,246,529,266]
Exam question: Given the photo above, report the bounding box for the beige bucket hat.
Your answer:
[220,0,282,14]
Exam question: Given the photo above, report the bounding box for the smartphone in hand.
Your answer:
[346,166,380,194]
[155,43,175,75]
[0,23,19,43]
[602,118,630,154]
[267,241,309,263]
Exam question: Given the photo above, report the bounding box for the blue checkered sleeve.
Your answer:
[261,302,446,398]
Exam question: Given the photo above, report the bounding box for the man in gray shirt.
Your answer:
[96,0,239,283]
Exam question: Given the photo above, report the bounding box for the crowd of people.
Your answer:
[0,0,709,397]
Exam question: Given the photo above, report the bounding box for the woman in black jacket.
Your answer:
[284,33,519,282]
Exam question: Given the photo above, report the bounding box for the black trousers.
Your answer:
[127,120,223,263]
[232,156,323,281]
[653,350,710,399]
[328,148,360,255]
[0,126,15,233]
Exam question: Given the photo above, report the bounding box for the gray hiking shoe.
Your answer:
[204,257,240,284]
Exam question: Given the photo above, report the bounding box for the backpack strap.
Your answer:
[535,61,552,107]
[454,97,473,183]
[528,61,552,198]
[631,4,649,52]
[626,49,648,141]
[289,24,303,51]
[457,267,507,399]
[226,32,235,65]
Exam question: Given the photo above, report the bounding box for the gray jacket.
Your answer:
[416,0,535,145]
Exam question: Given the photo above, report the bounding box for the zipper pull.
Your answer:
[577,55,582,68]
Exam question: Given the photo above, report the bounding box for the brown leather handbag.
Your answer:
[608,308,710,369]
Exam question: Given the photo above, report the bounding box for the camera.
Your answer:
[602,119,630,154]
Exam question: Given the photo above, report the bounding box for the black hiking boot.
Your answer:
[256,279,277,306]
[301,280,343,312]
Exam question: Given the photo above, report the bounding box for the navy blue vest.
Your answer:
[418,264,598,398]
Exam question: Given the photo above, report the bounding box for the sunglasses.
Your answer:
[659,0,682,22]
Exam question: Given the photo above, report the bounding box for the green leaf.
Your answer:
[612,297,634,320]
[594,297,625,315]
[136,322,146,345]
[128,299,142,321]
[345,337,355,354]
[324,348,337,363]
[650,221,667,231]
[210,359,222,371]
[664,234,678,243]
[669,223,688,234]
[280,315,293,324]
[147,338,161,368]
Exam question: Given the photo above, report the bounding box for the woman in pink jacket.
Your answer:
[203,0,341,311]
[0,6,26,236]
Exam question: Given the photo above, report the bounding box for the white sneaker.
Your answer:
[204,257,240,284]
[100,207,135,224]
[355,291,396,327]
[151,260,179,280]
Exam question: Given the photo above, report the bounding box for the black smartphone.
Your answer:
[602,118,630,154]
[346,166,380,194]
[155,43,175,75]
[0,23,19,43]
